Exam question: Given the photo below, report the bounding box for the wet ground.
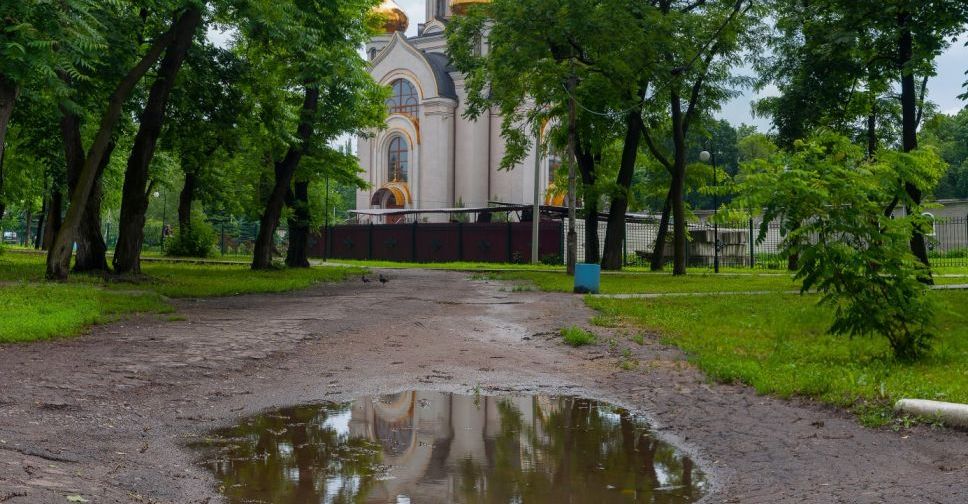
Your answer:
[191,391,706,503]
[0,269,966,503]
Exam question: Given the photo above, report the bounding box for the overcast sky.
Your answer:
[394,0,968,130]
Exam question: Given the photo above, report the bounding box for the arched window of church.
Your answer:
[387,79,419,116]
[388,136,409,182]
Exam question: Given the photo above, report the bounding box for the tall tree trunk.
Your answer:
[252,85,320,270]
[0,76,17,174]
[650,189,672,271]
[75,145,113,272]
[601,110,644,271]
[575,136,599,264]
[32,198,45,249]
[0,147,6,222]
[42,190,63,251]
[670,90,688,276]
[285,180,311,268]
[114,6,202,275]
[898,14,931,272]
[178,170,196,230]
[62,110,112,273]
[46,12,188,280]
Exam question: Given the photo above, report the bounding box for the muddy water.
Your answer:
[191,391,707,503]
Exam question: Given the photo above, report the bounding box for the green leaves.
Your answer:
[738,133,947,360]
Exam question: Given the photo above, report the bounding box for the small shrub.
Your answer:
[540,254,563,266]
[561,326,596,347]
[165,221,217,258]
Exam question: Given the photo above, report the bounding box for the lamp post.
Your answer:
[700,150,720,273]
[532,123,542,265]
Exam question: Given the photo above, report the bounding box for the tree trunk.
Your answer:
[178,171,196,230]
[285,180,311,268]
[670,91,688,276]
[650,189,673,271]
[898,15,931,272]
[32,199,45,249]
[46,11,188,280]
[575,137,599,264]
[75,145,113,273]
[113,6,202,275]
[0,76,17,176]
[62,110,112,273]
[252,85,320,270]
[601,110,644,271]
[42,190,63,251]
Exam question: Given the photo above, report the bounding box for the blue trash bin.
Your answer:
[574,263,601,294]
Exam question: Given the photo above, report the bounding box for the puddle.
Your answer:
[192,391,707,503]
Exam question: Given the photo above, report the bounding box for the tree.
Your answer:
[449,0,658,271]
[739,133,946,359]
[162,43,248,234]
[0,0,102,187]
[239,0,386,270]
[921,108,968,199]
[757,0,968,270]
[639,0,760,275]
[46,3,202,279]
[113,4,204,275]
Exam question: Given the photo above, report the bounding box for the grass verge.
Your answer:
[0,253,362,343]
[486,269,968,427]
[589,292,968,427]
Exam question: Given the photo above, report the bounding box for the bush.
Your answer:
[561,326,597,347]
[740,134,946,360]
[165,221,217,258]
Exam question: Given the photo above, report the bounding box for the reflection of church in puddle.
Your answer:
[359,0,565,219]
[350,391,553,501]
[345,391,700,502]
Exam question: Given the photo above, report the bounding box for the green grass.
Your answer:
[0,252,362,343]
[0,283,170,343]
[586,291,968,427]
[476,270,802,294]
[561,326,597,347]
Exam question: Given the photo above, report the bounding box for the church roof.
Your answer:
[420,51,457,100]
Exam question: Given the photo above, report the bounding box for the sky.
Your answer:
[394,0,968,130]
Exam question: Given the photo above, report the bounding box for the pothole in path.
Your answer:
[191,391,707,503]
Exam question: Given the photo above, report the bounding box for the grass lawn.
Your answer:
[474,270,803,294]
[484,269,968,427]
[0,251,362,343]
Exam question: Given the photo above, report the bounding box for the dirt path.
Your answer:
[0,269,965,503]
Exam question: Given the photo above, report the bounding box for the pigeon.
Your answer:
[362,275,371,284]
[379,274,389,285]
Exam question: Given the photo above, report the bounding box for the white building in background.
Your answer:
[357,0,564,218]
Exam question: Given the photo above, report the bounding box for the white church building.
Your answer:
[357,0,563,219]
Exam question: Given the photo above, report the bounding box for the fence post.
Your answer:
[749,218,755,269]
[507,221,513,263]
[411,221,418,262]
[368,222,374,260]
[457,221,464,261]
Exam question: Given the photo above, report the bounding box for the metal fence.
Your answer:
[579,215,968,269]
[4,209,966,269]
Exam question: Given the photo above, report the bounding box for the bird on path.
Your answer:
[362,275,371,284]
[379,274,389,285]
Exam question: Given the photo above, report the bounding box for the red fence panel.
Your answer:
[310,220,563,264]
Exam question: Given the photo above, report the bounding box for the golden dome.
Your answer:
[374,0,409,34]
[450,0,491,15]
